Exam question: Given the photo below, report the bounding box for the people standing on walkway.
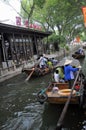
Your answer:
[64,59,79,88]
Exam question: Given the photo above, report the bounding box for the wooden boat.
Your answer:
[22,66,52,77]
[37,58,85,106]
[37,80,84,105]
[22,63,58,81]
[72,53,85,59]
[45,82,80,104]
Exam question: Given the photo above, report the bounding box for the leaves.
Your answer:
[20,0,86,44]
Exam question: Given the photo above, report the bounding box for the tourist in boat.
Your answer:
[47,59,53,69]
[64,59,79,88]
[38,54,48,69]
[54,69,60,82]
[52,86,59,93]
[56,66,64,82]
[50,57,58,65]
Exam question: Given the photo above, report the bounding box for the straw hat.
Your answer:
[56,56,81,67]
[64,59,72,66]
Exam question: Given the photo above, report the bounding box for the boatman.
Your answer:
[64,59,79,88]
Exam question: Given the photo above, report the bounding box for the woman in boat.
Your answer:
[64,59,79,88]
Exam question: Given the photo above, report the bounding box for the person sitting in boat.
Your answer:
[50,57,58,65]
[56,66,64,82]
[64,59,79,88]
[47,59,53,69]
[52,86,59,93]
[38,54,48,69]
[54,69,60,82]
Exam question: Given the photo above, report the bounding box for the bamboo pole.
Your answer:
[56,69,81,130]
[25,68,35,81]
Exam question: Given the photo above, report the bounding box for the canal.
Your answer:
[0,57,86,130]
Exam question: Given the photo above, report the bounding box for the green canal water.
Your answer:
[0,56,86,130]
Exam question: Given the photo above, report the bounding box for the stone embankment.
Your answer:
[0,44,81,82]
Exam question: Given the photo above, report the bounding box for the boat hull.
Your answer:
[47,93,79,104]
[22,67,52,77]
[72,54,85,59]
[22,64,58,77]
[45,82,82,105]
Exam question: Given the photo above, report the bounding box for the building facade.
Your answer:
[0,23,51,72]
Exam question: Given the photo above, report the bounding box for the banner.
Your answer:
[16,16,21,26]
[82,6,86,27]
[29,24,42,30]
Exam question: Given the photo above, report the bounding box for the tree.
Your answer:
[31,0,86,43]
[20,0,45,25]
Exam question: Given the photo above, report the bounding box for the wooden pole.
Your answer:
[25,68,35,81]
[56,69,81,130]
[2,34,10,71]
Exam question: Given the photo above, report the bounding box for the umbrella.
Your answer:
[57,56,81,68]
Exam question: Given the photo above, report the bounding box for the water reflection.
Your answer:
[1,102,44,130]
[40,103,64,130]
[40,104,85,130]
[0,56,86,130]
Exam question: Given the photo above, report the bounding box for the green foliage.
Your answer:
[48,34,65,44]
[60,43,69,51]
[65,45,69,51]
[60,43,65,48]
[81,36,86,41]
[20,0,86,45]
[34,0,45,8]
[48,34,58,43]
[21,0,46,19]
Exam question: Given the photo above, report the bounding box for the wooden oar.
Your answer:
[55,69,81,130]
[25,68,35,81]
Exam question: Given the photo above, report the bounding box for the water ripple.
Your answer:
[1,102,44,130]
